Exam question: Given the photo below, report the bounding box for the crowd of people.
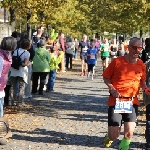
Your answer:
[1,25,150,149]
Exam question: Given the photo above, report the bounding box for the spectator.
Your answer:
[46,47,62,92]
[18,31,35,99]
[32,38,51,95]
[65,37,75,70]
[0,36,17,110]
[10,39,31,106]
[0,36,17,145]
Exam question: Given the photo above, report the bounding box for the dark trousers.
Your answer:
[4,85,11,106]
[10,76,25,104]
[66,53,73,69]
[32,72,48,94]
[47,70,56,91]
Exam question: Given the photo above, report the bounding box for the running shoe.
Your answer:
[104,134,113,147]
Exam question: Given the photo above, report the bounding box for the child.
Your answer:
[86,39,97,80]
[46,47,62,92]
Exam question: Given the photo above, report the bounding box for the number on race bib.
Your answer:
[120,102,124,109]
[114,100,132,113]
[115,102,119,108]
[124,102,131,109]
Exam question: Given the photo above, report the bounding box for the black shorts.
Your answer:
[108,105,138,126]
[80,55,87,63]
[88,64,95,72]
[101,56,108,60]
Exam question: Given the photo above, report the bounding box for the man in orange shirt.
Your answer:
[102,37,150,149]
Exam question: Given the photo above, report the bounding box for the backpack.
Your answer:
[11,49,25,70]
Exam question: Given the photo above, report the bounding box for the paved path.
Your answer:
[2,58,146,150]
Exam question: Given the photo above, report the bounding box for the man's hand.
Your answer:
[110,88,121,98]
[144,88,150,95]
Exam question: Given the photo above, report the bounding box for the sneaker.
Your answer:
[104,134,113,148]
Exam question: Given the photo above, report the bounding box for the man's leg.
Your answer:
[39,72,48,95]
[17,77,25,105]
[81,59,85,76]
[65,53,69,69]
[32,72,39,94]
[104,106,122,147]
[10,76,18,105]
[119,105,138,150]
[4,85,11,106]
[49,70,56,91]
[101,57,106,71]
[105,57,109,68]
[70,54,73,69]
[118,122,136,150]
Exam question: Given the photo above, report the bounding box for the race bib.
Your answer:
[82,46,88,52]
[90,54,95,59]
[114,98,132,113]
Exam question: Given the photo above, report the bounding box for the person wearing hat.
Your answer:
[32,38,51,95]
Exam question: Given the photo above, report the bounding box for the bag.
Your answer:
[11,49,25,70]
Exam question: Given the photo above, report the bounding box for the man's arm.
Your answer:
[103,77,121,97]
[140,80,150,95]
[140,80,147,91]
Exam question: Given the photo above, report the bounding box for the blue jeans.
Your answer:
[0,97,4,117]
[47,70,57,90]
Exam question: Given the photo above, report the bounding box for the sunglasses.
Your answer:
[131,45,143,51]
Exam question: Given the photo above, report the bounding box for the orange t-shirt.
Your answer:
[102,56,146,106]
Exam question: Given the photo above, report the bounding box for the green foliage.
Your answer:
[50,29,58,41]
[1,0,150,36]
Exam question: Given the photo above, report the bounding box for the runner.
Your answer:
[102,37,150,149]
[79,34,90,76]
[110,40,117,62]
[100,38,110,71]
[86,39,97,80]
